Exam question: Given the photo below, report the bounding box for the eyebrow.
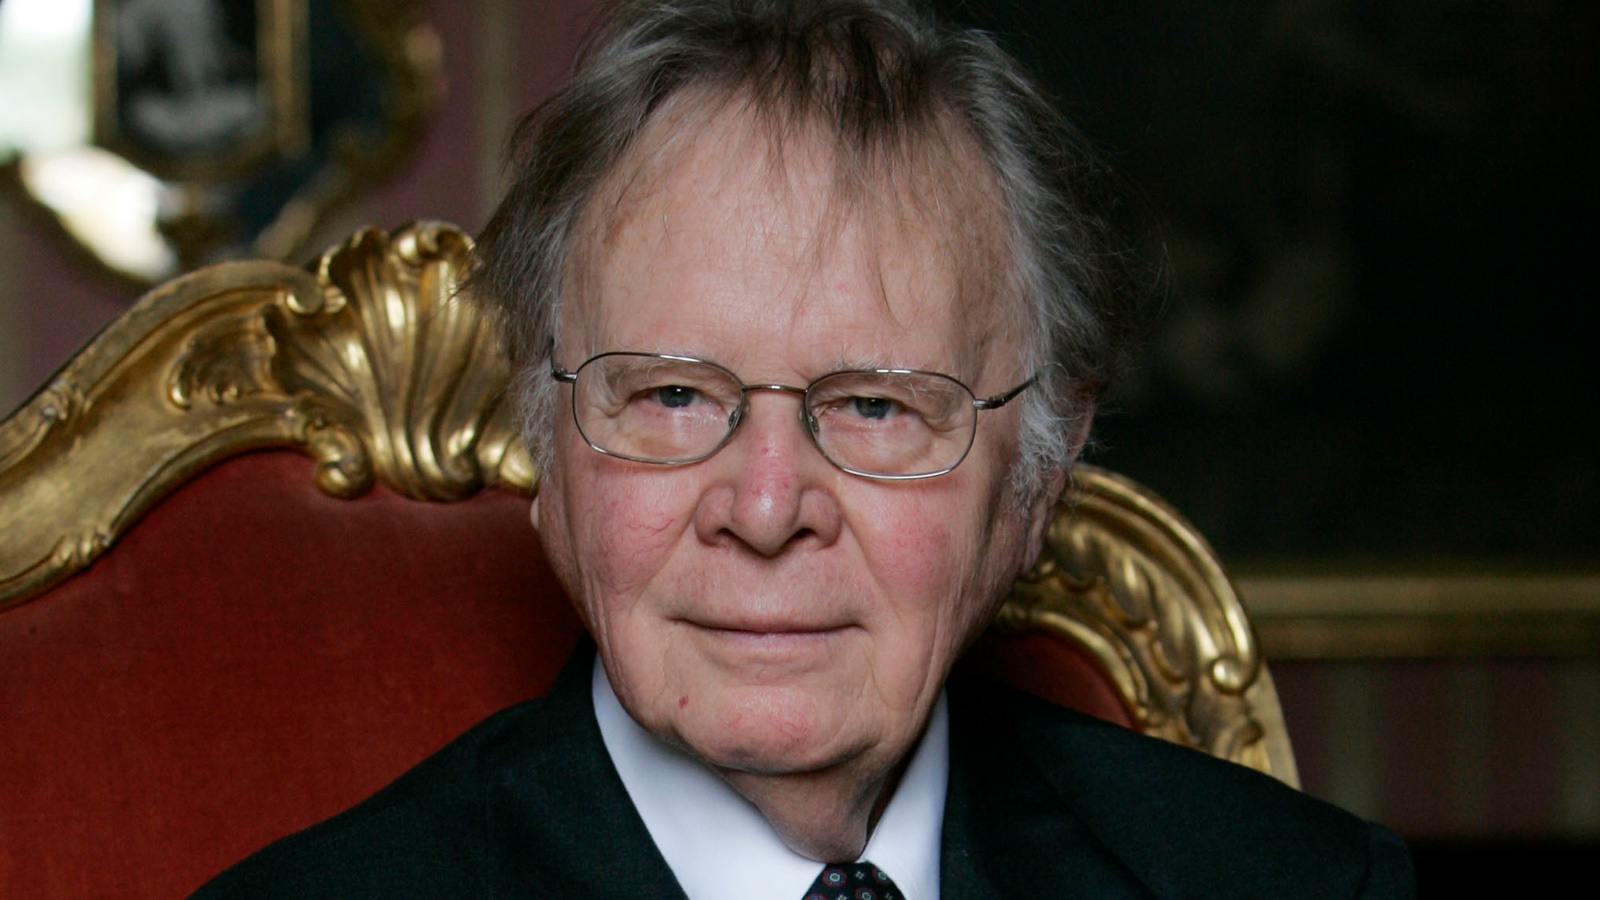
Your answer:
[580,344,972,382]
[832,340,993,376]
[826,350,934,373]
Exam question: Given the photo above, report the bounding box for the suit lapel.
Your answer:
[941,684,1156,900]
[470,651,1155,900]
[481,645,691,900]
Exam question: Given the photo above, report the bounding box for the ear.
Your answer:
[1020,463,1067,574]
[529,453,551,533]
[1020,398,1095,573]
[1066,397,1096,462]
[529,456,558,535]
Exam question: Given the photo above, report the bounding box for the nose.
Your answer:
[692,390,842,556]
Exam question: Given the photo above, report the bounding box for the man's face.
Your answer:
[534,109,1050,783]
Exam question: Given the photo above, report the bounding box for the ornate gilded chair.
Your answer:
[0,223,1295,900]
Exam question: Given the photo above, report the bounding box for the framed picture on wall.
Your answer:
[92,0,310,181]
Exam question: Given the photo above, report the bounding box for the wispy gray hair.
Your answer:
[473,0,1136,502]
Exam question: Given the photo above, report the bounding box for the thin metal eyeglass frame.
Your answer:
[550,350,1038,480]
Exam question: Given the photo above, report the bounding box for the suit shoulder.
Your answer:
[951,682,1415,900]
[187,697,560,900]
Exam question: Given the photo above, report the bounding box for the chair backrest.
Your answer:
[0,223,1295,900]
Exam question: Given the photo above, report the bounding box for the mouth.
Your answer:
[679,620,855,661]
[689,621,850,639]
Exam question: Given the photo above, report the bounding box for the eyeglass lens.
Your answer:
[570,354,979,477]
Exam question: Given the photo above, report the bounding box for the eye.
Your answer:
[651,384,700,408]
[849,395,899,420]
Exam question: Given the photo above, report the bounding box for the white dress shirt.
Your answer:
[593,659,946,900]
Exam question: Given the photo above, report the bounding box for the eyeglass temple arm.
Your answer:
[546,339,579,383]
[973,373,1039,411]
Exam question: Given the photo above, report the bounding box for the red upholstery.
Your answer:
[957,631,1134,729]
[0,452,584,900]
[0,450,1131,899]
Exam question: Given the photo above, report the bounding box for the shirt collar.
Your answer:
[592,658,947,900]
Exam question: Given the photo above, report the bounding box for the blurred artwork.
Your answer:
[101,0,297,175]
[0,0,439,283]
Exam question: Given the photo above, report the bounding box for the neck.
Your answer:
[718,756,910,861]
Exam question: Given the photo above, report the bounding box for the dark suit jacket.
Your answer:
[190,647,1414,899]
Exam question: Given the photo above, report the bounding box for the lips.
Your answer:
[659,576,870,659]
[666,587,861,636]
[678,619,856,664]
[685,621,852,641]
[677,612,856,636]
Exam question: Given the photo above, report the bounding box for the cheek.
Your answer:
[880,512,956,588]
[571,471,693,605]
[860,478,1026,661]
[541,434,696,634]
[859,491,997,638]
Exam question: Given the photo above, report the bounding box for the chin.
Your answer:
[674,686,869,776]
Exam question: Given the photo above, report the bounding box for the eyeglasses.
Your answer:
[551,351,1036,480]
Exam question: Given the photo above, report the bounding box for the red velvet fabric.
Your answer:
[956,631,1135,729]
[0,450,1131,899]
[0,452,584,900]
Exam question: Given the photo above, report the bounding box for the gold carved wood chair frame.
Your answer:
[0,223,1298,788]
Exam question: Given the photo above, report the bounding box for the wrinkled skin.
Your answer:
[532,106,1064,861]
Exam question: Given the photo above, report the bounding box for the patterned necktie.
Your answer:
[802,860,904,900]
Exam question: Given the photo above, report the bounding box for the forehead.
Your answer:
[564,100,1019,378]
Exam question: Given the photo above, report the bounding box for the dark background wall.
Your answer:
[934,0,1598,563]
[925,6,1600,881]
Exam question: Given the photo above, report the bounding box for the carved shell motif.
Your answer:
[997,467,1296,783]
[167,225,532,500]
[0,223,532,606]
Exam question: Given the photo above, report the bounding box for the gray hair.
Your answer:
[474,0,1134,502]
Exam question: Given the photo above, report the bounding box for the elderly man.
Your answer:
[192,1,1412,898]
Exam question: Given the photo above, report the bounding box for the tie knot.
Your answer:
[803,860,902,900]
